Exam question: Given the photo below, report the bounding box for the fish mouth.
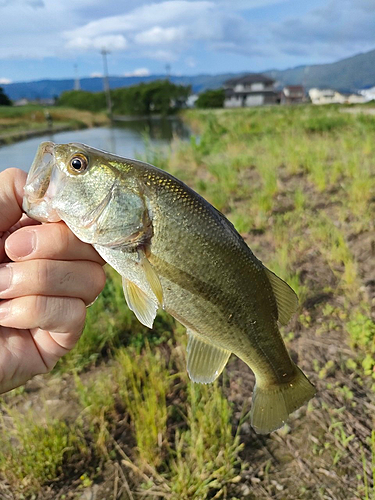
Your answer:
[23,142,63,222]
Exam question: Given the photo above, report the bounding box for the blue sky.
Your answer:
[0,0,375,83]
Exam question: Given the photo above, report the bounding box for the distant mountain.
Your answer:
[3,48,375,101]
[2,74,240,101]
[265,49,375,93]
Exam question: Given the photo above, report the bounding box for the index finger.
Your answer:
[5,222,106,265]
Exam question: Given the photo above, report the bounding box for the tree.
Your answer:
[0,87,12,106]
[57,90,106,112]
[195,89,225,109]
[56,82,191,116]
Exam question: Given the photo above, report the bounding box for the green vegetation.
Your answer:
[195,88,225,108]
[0,87,11,106]
[1,104,375,498]
[0,104,109,144]
[57,90,106,112]
[58,80,191,116]
[267,47,375,91]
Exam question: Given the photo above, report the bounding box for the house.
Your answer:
[281,85,305,105]
[309,88,367,105]
[359,86,375,102]
[14,98,29,106]
[308,88,346,105]
[346,93,366,104]
[223,73,278,108]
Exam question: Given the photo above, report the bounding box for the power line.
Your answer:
[101,48,113,120]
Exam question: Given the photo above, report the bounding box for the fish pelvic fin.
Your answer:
[139,251,163,307]
[186,329,231,384]
[123,278,158,329]
[264,267,298,326]
[250,365,316,434]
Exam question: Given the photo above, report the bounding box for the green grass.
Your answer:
[0,104,109,141]
[1,104,375,498]
[0,403,89,494]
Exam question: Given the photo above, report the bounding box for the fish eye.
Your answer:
[68,154,89,174]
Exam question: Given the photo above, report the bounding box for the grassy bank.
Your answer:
[0,105,109,144]
[0,105,374,499]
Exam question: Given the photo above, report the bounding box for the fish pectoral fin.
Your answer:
[122,278,158,329]
[186,329,231,384]
[139,251,163,307]
[264,267,299,325]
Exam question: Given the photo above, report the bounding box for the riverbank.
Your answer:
[1,105,374,499]
[0,105,109,146]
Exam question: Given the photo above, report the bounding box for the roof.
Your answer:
[224,73,275,86]
[284,85,304,91]
[225,89,278,97]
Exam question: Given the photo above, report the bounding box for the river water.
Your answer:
[0,118,190,174]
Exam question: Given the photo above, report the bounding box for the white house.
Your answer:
[309,88,366,105]
[359,86,375,102]
[224,74,277,108]
[308,88,346,105]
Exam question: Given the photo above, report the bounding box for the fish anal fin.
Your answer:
[123,277,158,329]
[186,329,231,384]
[264,267,298,325]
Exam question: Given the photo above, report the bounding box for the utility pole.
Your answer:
[74,64,80,91]
[165,63,171,81]
[101,48,113,120]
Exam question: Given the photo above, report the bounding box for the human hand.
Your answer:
[0,168,106,394]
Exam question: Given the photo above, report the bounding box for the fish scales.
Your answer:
[23,141,316,434]
[138,164,293,378]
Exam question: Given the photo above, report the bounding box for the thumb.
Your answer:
[0,168,27,261]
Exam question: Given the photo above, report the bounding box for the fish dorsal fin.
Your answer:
[186,329,231,384]
[264,267,298,326]
[138,250,163,307]
[122,277,158,329]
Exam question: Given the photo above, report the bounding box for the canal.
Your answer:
[0,117,190,174]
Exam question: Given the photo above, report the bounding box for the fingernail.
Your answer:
[6,229,36,258]
[0,265,12,294]
[0,303,9,320]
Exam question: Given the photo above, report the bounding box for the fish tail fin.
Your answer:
[250,365,316,434]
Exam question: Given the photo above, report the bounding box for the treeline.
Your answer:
[58,80,191,116]
[0,87,12,106]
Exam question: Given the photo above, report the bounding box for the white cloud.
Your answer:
[66,34,127,51]
[0,0,375,78]
[0,77,12,84]
[90,72,103,77]
[134,26,186,45]
[124,67,150,77]
[185,56,196,68]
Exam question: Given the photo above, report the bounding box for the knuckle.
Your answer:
[91,263,107,293]
[33,295,50,324]
[81,262,106,304]
[55,223,71,255]
[35,260,54,290]
[71,298,87,330]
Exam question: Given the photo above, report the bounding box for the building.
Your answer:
[224,73,277,108]
[346,93,366,104]
[309,88,366,105]
[308,88,346,105]
[280,85,305,105]
[359,86,375,102]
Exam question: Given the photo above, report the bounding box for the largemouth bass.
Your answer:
[23,141,315,434]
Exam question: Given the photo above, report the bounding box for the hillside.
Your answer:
[266,48,375,92]
[3,47,375,100]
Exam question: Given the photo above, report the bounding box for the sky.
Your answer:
[0,0,375,83]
